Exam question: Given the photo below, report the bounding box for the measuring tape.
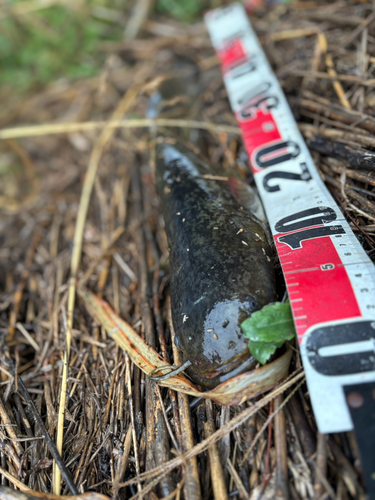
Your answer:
[205,3,375,441]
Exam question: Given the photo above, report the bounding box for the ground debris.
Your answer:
[0,0,372,498]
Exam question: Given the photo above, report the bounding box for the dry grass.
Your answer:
[1,1,374,499]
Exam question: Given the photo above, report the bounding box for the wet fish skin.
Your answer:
[156,140,277,388]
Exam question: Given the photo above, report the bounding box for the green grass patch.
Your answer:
[0,1,123,93]
[156,0,208,23]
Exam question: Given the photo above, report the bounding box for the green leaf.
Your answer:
[241,302,296,365]
[241,302,295,343]
[248,339,284,365]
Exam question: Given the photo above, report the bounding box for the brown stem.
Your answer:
[132,166,174,497]
[314,433,327,500]
[204,399,229,500]
[275,394,289,500]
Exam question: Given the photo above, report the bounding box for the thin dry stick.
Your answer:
[290,69,375,87]
[53,83,141,495]
[152,269,181,448]
[131,164,175,496]
[348,203,375,223]
[317,33,351,109]
[102,369,116,427]
[79,226,125,286]
[129,475,163,500]
[0,118,240,140]
[4,354,78,495]
[15,322,40,351]
[226,458,248,500]
[69,352,89,400]
[262,400,274,490]
[0,396,23,457]
[300,123,375,148]
[302,31,324,89]
[155,384,179,451]
[204,399,229,500]
[12,394,33,440]
[314,433,328,499]
[125,353,142,494]
[6,138,37,186]
[0,465,27,490]
[219,406,231,480]
[158,478,185,500]
[0,466,109,500]
[269,27,319,42]
[298,95,375,133]
[0,428,22,470]
[275,394,289,500]
[240,377,305,467]
[312,460,336,500]
[7,230,42,341]
[118,370,305,491]
[113,427,133,497]
[341,10,375,49]
[288,391,316,458]
[93,257,113,361]
[327,54,351,108]
[124,0,152,40]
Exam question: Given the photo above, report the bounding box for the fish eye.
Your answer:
[248,298,258,311]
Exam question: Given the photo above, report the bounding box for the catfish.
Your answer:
[156,139,277,388]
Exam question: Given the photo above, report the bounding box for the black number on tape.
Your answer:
[278,226,346,249]
[306,320,375,376]
[237,82,271,106]
[263,162,311,192]
[229,61,257,78]
[237,82,277,118]
[240,95,278,119]
[275,206,337,233]
[255,140,300,169]
[275,206,346,249]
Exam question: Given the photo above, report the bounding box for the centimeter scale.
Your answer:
[205,4,375,497]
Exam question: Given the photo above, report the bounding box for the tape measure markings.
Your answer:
[205,3,375,434]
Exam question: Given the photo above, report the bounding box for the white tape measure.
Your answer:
[205,3,375,435]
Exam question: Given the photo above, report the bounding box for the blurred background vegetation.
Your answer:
[0,0,209,94]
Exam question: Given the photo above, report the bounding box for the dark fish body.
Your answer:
[156,140,277,388]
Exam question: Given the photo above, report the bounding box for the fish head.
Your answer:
[174,292,262,382]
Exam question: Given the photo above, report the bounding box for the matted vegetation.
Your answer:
[0,0,374,499]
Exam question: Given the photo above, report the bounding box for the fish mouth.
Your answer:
[186,351,258,390]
